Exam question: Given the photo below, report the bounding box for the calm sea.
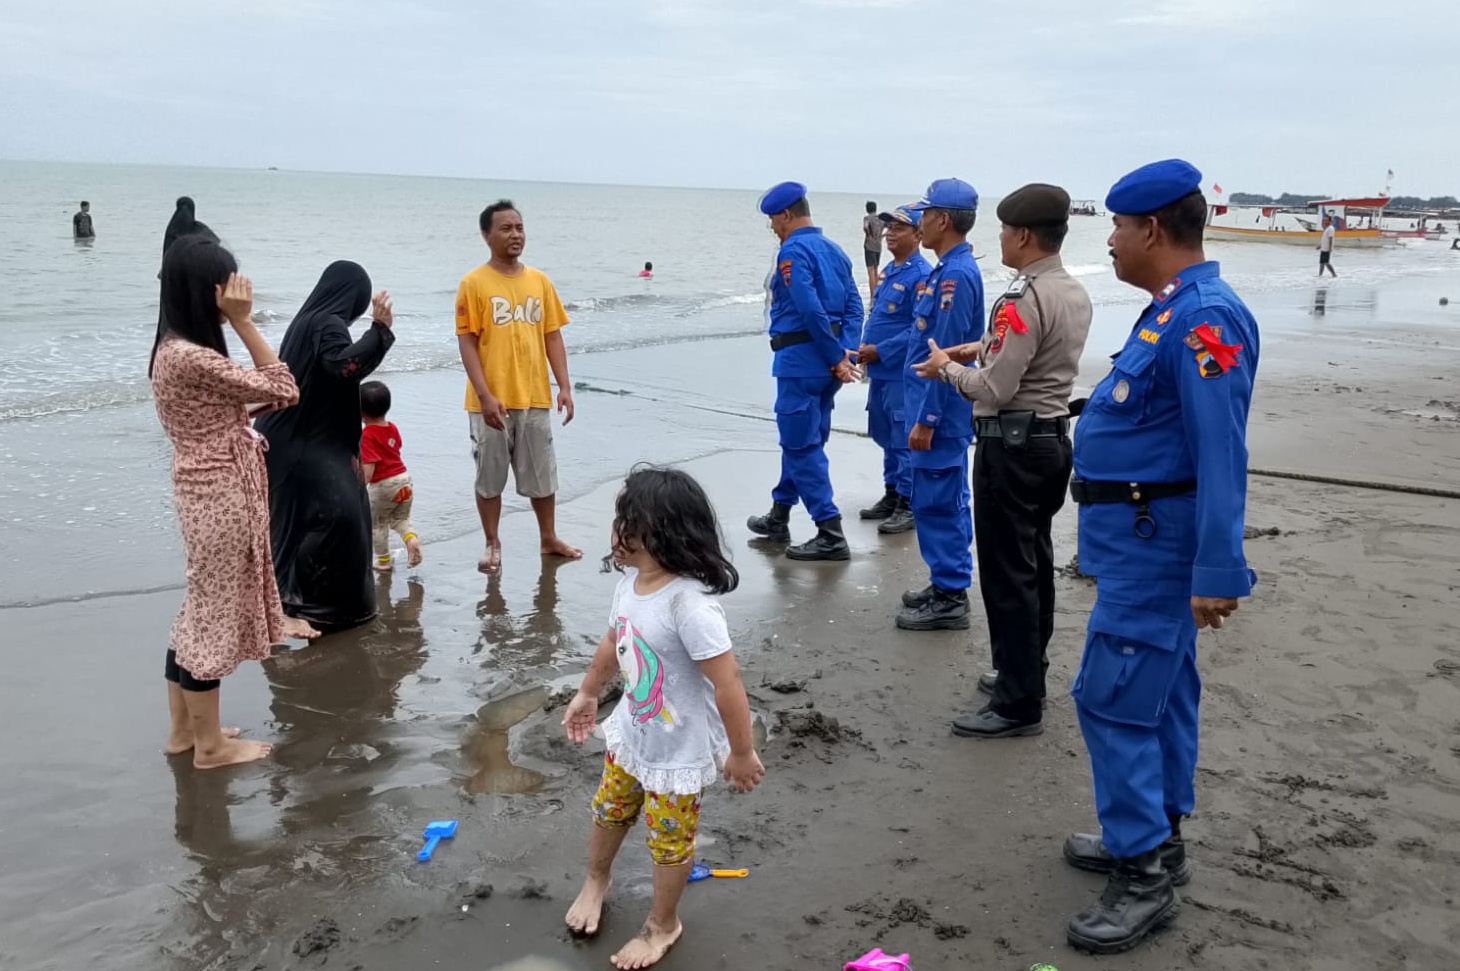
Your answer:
[2,159,1457,605]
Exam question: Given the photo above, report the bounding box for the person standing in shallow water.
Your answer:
[72,201,94,239]
[455,199,581,574]
[149,236,320,769]
[255,261,396,633]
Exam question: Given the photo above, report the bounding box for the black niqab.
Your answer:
[254,260,395,633]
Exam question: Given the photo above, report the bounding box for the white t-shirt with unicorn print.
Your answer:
[601,568,732,795]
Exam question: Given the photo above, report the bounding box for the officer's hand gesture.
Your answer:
[911,338,950,379]
[907,423,933,451]
[1191,596,1239,629]
[857,342,880,365]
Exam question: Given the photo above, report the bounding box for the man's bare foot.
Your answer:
[165,726,241,755]
[542,538,583,561]
[406,536,423,567]
[564,875,612,938]
[478,542,502,575]
[193,736,273,770]
[282,616,321,640]
[611,919,682,969]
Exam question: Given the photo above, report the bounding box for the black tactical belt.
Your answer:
[976,416,1068,439]
[1069,479,1196,505]
[770,324,843,352]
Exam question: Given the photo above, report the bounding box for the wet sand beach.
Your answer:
[3,283,1460,971]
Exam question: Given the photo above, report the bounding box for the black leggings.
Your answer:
[165,649,221,692]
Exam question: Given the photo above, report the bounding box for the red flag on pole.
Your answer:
[1213,183,1223,194]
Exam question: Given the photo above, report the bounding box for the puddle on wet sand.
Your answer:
[485,958,579,971]
[463,685,552,794]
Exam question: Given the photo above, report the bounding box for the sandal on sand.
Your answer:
[844,948,911,971]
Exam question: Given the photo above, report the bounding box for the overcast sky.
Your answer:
[1,0,1452,199]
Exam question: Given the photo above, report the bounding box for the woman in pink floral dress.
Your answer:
[150,235,319,769]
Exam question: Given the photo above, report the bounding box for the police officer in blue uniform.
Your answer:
[747,182,864,560]
[855,205,932,535]
[895,179,983,630]
[1063,159,1260,954]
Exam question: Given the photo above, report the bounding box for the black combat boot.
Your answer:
[859,486,899,520]
[876,496,915,534]
[747,503,792,542]
[1066,847,1178,954]
[785,517,850,561]
[895,587,971,630]
[901,583,935,608]
[1063,815,1190,886]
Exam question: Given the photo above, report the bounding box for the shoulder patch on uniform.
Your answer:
[1156,277,1181,302]
[1156,308,1172,325]
[1138,328,1160,344]
[1185,322,1243,377]
[778,259,792,284]
[1004,277,1029,298]
[456,302,468,317]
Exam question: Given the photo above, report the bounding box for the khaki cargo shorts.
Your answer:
[469,408,558,500]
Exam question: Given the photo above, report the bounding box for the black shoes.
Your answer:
[950,708,1044,738]
[859,486,899,520]
[1064,818,1191,886]
[977,670,999,695]
[1066,848,1179,954]
[785,517,850,561]
[895,587,970,630]
[901,584,934,608]
[876,497,915,534]
[747,503,791,542]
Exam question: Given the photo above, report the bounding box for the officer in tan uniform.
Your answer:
[913,183,1093,738]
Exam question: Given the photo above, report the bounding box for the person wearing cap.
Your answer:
[854,205,932,536]
[893,179,983,631]
[1058,159,1259,954]
[747,181,864,560]
[913,182,1093,738]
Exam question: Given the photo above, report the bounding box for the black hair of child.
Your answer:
[601,464,739,595]
[360,380,391,418]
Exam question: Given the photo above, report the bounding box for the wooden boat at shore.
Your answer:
[1205,197,1388,248]
[1069,200,1100,216]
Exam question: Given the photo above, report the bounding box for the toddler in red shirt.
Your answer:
[360,381,422,571]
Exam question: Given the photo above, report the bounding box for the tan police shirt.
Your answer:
[941,253,1092,418]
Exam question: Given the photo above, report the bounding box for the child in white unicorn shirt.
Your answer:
[562,465,763,970]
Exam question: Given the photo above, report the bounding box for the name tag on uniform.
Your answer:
[892,282,905,291]
[1004,277,1029,298]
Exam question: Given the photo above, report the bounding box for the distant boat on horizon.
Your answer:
[267,166,279,171]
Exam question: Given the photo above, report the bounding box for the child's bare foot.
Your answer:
[477,541,502,575]
[406,536,423,567]
[165,726,241,755]
[542,538,583,561]
[282,616,321,640]
[611,919,682,969]
[193,736,273,770]
[565,875,611,938]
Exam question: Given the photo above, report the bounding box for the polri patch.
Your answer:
[778,259,793,284]
[1112,379,1130,403]
[1138,328,1160,344]
[915,317,927,331]
[1156,308,1172,325]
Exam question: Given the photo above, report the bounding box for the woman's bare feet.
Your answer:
[193,736,273,770]
[282,616,321,640]
[542,537,583,561]
[374,559,394,573]
[565,875,612,938]
[165,725,241,756]
[406,536,423,567]
[611,919,682,969]
[478,541,502,575]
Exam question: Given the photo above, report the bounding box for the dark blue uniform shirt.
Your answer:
[862,252,932,381]
[767,227,863,378]
[1073,261,1260,597]
[904,242,983,440]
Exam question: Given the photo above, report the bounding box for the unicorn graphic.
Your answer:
[615,618,675,728]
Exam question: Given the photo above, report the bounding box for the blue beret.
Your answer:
[758,181,807,216]
[906,178,979,212]
[1105,159,1203,215]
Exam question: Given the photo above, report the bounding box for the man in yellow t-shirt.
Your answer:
[456,199,581,574]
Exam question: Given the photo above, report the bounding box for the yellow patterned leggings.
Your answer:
[590,753,703,866]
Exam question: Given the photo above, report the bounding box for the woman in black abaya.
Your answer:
[254,261,396,633]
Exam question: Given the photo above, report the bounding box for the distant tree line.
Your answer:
[1228,191,1460,209]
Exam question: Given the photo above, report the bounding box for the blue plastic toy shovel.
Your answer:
[688,863,749,883]
[417,819,458,862]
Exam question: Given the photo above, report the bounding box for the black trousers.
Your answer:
[973,433,1072,721]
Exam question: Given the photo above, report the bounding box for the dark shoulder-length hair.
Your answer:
[603,464,739,595]
[148,235,237,377]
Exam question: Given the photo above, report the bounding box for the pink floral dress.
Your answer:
[151,339,299,680]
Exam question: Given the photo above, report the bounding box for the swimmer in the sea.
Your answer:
[638,261,653,279]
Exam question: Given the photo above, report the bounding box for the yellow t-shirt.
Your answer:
[455,264,569,411]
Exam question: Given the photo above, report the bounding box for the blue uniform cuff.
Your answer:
[1191,566,1255,599]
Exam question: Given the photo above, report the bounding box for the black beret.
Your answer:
[996,183,1071,228]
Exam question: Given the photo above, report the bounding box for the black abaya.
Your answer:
[254,261,395,633]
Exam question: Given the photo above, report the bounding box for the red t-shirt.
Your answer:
[360,422,407,482]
